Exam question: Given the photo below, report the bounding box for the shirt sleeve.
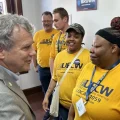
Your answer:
[32,31,39,51]
[50,34,57,59]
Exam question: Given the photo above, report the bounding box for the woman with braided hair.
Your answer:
[68,17,120,120]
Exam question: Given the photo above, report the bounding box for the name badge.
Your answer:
[76,98,86,116]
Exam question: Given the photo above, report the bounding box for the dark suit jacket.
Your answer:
[0,67,36,120]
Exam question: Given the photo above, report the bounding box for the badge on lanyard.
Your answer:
[76,98,86,116]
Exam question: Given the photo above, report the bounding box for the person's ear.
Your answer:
[63,16,67,23]
[0,49,5,59]
[111,44,118,53]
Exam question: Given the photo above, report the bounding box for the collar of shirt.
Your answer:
[0,65,19,81]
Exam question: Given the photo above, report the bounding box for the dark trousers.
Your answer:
[38,65,51,94]
[38,65,52,106]
[38,66,52,120]
[54,104,69,120]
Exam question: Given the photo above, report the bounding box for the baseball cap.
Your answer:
[66,23,85,36]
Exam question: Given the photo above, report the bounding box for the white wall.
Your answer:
[22,0,42,31]
[52,0,120,49]
[22,0,53,31]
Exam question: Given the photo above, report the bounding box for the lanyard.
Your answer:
[86,59,120,102]
[57,32,66,53]
[57,32,62,53]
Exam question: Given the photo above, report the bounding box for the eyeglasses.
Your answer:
[42,20,53,23]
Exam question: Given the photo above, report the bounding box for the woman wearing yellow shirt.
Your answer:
[68,17,120,120]
[43,23,90,120]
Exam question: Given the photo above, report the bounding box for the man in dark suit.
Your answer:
[0,14,36,120]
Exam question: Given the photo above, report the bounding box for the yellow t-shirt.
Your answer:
[33,29,58,67]
[52,48,90,108]
[50,31,67,59]
[72,62,120,120]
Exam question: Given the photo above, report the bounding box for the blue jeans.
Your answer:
[54,104,69,120]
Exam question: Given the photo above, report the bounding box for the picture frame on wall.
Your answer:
[76,0,97,11]
[0,2,3,14]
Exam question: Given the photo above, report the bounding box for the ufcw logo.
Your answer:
[81,80,114,97]
[61,59,83,69]
[40,39,52,44]
[40,34,54,45]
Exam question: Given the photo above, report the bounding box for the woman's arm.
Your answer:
[68,104,75,120]
[42,79,57,111]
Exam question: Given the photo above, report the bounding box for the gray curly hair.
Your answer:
[0,14,34,50]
